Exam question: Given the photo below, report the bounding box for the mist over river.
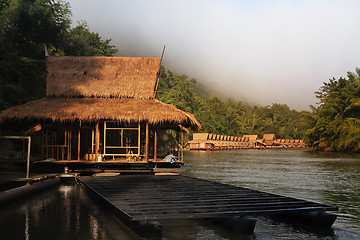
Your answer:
[1,150,359,239]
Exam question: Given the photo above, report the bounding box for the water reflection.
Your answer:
[0,183,135,240]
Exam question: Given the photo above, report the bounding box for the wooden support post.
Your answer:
[145,123,149,162]
[103,121,106,156]
[91,129,94,155]
[68,130,72,160]
[181,131,184,162]
[46,129,48,159]
[95,122,99,162]
[63,129,67,160]
[41,130,44,160]
[26,137,31,179]
[138,123,141,156]
[22,139,25,161]
[61,146,64,160]
[154,128,157,161]
[178,133,180,161]
[77,128,81,161]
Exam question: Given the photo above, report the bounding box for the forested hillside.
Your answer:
[156,67,308,139]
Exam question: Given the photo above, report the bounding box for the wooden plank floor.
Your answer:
[79,175,338,221]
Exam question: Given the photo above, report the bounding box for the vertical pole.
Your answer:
[145,123,149,162]
[138,123,141,156]
[178,132,180,161]
[95,122,99,162]
[103,121,106,155]
[62,129,67,160]
[26,137,31,179]
[61,146,64,160]
[91,129,94,155]
[41,130,44,160]
[121,129,123,147]
[66,129,69,160]
[181,131,184,162]
[77,128,81,161]
[68,130,72,160]
[46,129,48,159]
[67,129,70,160]
[22,139,25,161]
[154,128,157,161]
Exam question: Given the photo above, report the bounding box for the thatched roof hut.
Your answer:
[0,56,200,131]
[0,55,201,163]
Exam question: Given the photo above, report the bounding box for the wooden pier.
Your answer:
[78,175,337,237]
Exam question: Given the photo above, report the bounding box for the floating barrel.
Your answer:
[131,220,163,239]
[294,211,337,228]
[214,216,257,233]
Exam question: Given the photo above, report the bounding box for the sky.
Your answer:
[67,0,360,110]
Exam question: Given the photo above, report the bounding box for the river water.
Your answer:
[1,150,359,239]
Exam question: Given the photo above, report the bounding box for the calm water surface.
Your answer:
[1,150,359,239]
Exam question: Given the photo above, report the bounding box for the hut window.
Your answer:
[103,121,141,158]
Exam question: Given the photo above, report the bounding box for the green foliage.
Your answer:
[305,68,360,152]
[156,66,306,139]
[63,21,118,56]
[0,0,118,111]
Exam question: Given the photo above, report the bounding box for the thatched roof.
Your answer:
[193,133,209,141]
[46,56,161,99]
[0,97,201,131]
[263,134,276,141]
[243,134,258,142]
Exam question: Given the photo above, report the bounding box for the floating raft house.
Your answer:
[0,56,200,171]
[187,133,306,150]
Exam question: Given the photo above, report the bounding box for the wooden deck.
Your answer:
[78,175,337,221]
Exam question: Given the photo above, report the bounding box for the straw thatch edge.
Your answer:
[0,97,201,131]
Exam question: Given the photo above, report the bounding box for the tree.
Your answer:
[0,0,118,111]
[0,0,72,110]
[305,68,360,152]
[63,21,118,56]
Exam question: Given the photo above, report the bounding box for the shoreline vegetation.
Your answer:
[1,0,359,153]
